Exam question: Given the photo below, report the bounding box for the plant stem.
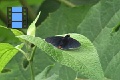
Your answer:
[16,44,35,80]
[30,46,37,61]
[29,60,35,80]
[15,47,29,60]
[58,0,76,7]
[29,46,36,80]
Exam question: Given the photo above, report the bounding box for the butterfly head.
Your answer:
[65,35,70,39]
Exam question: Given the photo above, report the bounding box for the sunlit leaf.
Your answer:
[0,43,23,72]
[27,11,41,37]
[18,33,104,80]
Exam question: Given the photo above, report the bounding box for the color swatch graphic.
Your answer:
[7,7,28,28]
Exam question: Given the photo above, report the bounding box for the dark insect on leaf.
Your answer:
[45,35,81,49]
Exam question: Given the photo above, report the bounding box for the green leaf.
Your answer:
[105,51,120,80]
[27,11,41,37]
[36,5,91,38]
[0,43,20,72]
[0,47,54,80]
[11,29,24,36]
[93,27,120,80]
[77,0,120,41]
[48,63,77,80]
[35,65,58,80]
[74,0,120,79]
[1,0,120,79]
[74,1,120,79]
[0,26,21,45]
[18,33,104,80]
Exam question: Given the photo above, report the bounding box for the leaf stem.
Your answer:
[16,43,36,80]
[30,46,37,61]
[28,46,36,80]
[29,60,34,80]
[58,0,76,7]
[29,46,36,80]
[15,47,29,60]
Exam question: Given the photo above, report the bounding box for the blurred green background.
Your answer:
[1,0,120,80]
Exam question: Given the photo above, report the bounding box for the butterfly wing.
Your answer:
[45,35,81,49]
[63,38,81,49]
[45,36,63,47]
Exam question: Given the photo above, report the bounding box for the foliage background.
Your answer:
[0,0,120,80]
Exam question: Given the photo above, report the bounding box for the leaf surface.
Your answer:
[18,33,104,80]
[0,43,20,72]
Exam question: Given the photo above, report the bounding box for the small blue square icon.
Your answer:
[12,22,22,28]
[12,13,22,21]
[7,7,28,28]
[12,7,22,12]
